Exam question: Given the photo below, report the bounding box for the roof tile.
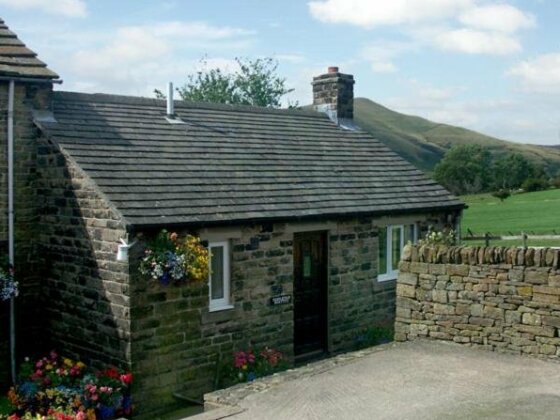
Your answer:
[0,17,59,79]
[39,91,464,227]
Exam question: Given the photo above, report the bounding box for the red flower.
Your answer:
[102,366,120,379]
[120,373,133,385]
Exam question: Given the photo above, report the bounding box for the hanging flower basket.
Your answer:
[0,266,17,301]
[139,230,209,285]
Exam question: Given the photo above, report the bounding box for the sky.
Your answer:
[2,0,560,145]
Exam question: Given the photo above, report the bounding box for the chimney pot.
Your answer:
[328,66,339,73]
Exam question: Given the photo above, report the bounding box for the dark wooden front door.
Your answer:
[293,231,327,360]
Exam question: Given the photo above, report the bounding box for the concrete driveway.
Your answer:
[198,340,560,420]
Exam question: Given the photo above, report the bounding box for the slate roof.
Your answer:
[38,91,464,227]
[0,18,59,79]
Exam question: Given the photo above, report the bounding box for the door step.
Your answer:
[295,349,327,365]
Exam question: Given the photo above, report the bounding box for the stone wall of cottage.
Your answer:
[36,137,132,368]
[395,245,560,358]
[130,212,453,415]
[0,81,52,389]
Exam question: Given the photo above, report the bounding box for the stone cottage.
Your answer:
[0,18,464,414]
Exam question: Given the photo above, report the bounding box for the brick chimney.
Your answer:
[312,66,355,123]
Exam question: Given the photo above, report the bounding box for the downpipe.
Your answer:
[7,79,15,384]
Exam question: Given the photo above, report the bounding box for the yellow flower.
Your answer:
[64,358,73,367]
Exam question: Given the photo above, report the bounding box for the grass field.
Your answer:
[460,189,560,247]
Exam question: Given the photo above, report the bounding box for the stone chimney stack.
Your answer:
[312,66,355,123]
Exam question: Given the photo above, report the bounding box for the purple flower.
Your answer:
[160,272,170,285]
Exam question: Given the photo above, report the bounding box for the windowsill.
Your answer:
[378,273,398,282]
[209,304,235,313]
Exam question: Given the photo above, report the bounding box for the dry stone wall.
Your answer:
[395,245,560,358]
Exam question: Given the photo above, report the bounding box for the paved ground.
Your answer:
[198,340,560,420]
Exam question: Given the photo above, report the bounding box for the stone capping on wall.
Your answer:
[402,244,560,268]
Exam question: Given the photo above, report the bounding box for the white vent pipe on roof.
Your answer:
[167,82,174,117]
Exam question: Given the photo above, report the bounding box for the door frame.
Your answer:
[293,230,329,361]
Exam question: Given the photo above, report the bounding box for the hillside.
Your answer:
[353,97,560,174]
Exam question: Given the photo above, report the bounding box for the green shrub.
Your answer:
[354,326,394,350]
[521,177,549,192]
[491,189,511,202]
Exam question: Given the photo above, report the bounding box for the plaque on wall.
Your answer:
[270,295,291,305]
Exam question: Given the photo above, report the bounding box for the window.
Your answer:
[208,241,232,312]
[378,224,417,282]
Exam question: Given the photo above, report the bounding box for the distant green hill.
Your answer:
[353,97,560,175]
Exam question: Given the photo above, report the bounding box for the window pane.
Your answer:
[404,224,415,245]
[378,227,387,275]
[391,226,402,271]
[210,246,224,300]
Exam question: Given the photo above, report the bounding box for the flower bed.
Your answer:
[6,351,132,420]
[219,347,287,388]
[139,230,209,285]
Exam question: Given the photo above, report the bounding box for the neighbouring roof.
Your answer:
[0,18,59,79]
[38,91,464,227]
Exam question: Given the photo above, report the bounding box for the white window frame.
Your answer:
[208,240,233,312]
[378,224,417,282]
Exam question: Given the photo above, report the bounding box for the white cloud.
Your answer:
[0,0,87,17]
[62,21,254,96]
[310,0,535,56]
[459,4,535,33]
[434,28,521,55]
[361,41,413,73]
[385,80,477,126]
[370,61,397,73]
[150,21,254,40]
[308,0,472,28]
[508,53,560,94]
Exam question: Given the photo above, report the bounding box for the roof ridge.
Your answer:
[53,90,327,118]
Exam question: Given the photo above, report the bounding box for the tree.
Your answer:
[433,145,492,195]
[493,153,543,190]
[156,57,294,108]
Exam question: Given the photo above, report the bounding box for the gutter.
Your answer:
[126,203,467,233]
